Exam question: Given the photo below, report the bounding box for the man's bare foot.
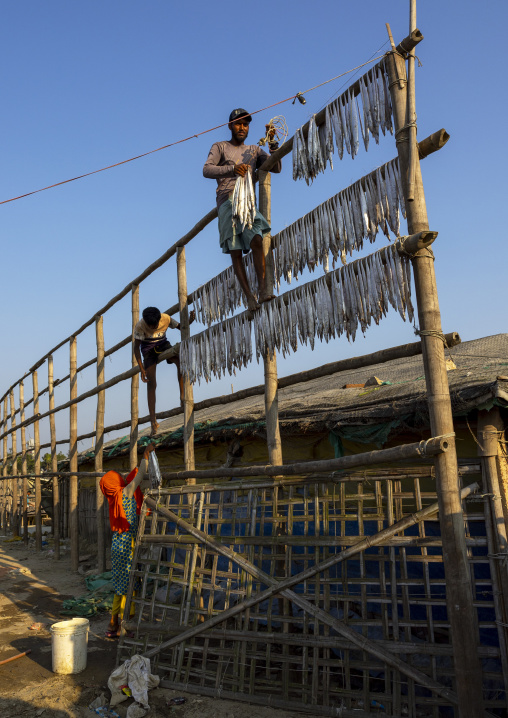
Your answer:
[246,295,261,312]
[150,421,159,436]
[259,291,275,304]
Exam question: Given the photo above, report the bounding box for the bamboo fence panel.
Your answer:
[118,474,504,716]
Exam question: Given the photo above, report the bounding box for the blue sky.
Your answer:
[1,1,506,452]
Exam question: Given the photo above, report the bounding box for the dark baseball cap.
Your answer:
[229,108,252,124]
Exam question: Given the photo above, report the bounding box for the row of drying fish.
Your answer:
[192,252,257,326]
[231,170,256,232]
[180,244,413,384]
[276,157,405,284]
[179,312,253,385]
[190,157,406,327]
[293,60,393,183]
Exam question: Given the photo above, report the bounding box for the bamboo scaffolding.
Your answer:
[95,317,106,572]
[19,381,28,545]
[69,337,79,571]
[177,248,195,482]
[384,28,485,716]
[48,356,60,559]
[32,370,42,551]
[9,388,18,536]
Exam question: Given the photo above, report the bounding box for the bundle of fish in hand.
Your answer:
[231,168,256,232]
[180,243,413,384]
[293,59,393,183]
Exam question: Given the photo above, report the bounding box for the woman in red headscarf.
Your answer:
[100,443,155,638]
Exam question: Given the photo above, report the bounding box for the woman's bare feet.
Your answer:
[150,421,159,436]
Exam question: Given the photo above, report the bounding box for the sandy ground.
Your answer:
[0,535,306,718]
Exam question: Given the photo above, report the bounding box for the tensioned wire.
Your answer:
[0,54,386,206]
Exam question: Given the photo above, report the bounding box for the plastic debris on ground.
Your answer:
[167,697,187,705]
[88,693,120,718]
[108,654,160,718]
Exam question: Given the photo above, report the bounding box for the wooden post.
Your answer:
[177,248,195,481]
[258,170,282,467]
[385,30,484,716]
[0,401,5,532]
[406,0,417,200]
[2,397,8,530]
[19,382,28,545]
[32,370,42,551]
[9,389,19,536]
[69,337,79,571]
[48,356,60,559]
[95,317,106,572]
[130,287,139,471]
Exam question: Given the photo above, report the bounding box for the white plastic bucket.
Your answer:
[50,618,89,674]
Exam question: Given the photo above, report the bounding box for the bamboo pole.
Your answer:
[48,356,60,560]
[95,317,106,572]
[384,27,484,717]
[69,337,79,571]
[2,398,8,530]
[258,170,282,467]
[19,381,28,545]
[32,370,42,551]
[129,286,139,472]
[406,0,417,201]
[9,389,18,536]
[177,247,195,482]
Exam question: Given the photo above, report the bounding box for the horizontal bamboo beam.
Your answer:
[0,328,460,445]
[152,437,450,483]
[396,28,424,57]
[418,128,450,160]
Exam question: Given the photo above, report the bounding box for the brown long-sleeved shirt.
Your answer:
[203,141,282,208]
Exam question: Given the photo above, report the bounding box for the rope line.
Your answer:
[0,55,385,207]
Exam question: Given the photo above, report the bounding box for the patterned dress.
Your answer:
[111,493,139,596]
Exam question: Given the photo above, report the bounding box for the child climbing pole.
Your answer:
[133,306,195,436]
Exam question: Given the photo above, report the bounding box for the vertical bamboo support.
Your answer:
[385,33,484,716]
[130,286,140,472]
[0,401,5,532]
[69,337,79,571]
[2,397,8,530]
[177,247,195,481]
[48,356,60,559]
[407,0,417,200]
[95,317,106,572]
[9,389,19,536]
[19,382,28,545]
[258,170,282,467]
[32,370,42,551]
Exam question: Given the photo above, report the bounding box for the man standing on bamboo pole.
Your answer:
[203,109,282,312]
[133,306,195,436]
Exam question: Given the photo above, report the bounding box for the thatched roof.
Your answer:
[79,334,507,462]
